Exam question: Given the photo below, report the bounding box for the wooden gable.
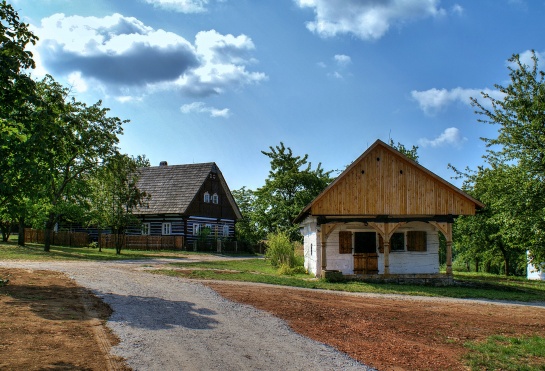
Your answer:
[302,140,483,219]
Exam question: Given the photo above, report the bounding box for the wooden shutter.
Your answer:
[407,231,427,251]
[339,231,352,254]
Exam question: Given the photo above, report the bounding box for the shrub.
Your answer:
[277,263,307,276]
[265,232,303,269]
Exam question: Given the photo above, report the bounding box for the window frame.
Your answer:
[193,223,201,236]
[162,222,171,236]
[204,192,210,203]
[390,232,405,251]
[212,193,219,204]
[141,222,150,236]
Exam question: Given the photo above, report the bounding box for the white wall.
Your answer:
[301,220,441,276]
[301,217,319,276]
[528,261,545,280]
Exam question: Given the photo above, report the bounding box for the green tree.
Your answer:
[0,0,38,215]
[232,186,262,246]
[389,138,419,163]
[28,76,127,252]
[88,154,149,254]
[470,51,545,266]
[253,143,332,241]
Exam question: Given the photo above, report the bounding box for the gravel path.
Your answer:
[0,260,370,370]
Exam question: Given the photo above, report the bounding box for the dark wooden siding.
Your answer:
[185,173,238,220]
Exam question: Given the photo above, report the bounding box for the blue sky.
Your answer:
[12,0,545,191]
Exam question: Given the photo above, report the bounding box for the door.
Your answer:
[354,232,378,274]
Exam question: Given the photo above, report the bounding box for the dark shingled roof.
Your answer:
[135,162,241,218]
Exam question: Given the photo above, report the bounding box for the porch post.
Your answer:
[320,227,327,277]
[383,241,390,275]
[445,223,453,275]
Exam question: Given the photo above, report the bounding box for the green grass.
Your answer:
[160,259,545,302]
[464,335,545,370]
[0,240,192,261]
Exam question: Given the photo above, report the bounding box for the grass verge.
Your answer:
[464,335,545,371]
[160,259,545,302]
[0,240,191,261]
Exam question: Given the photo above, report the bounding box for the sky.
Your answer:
[10,0,545,191]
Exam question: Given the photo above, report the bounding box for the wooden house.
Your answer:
[294,140,484,283]
[130,162,242,246]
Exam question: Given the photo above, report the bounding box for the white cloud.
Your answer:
[67,71,88,93]
[451,4,464,15]
[30,14,266,99]
[180,102,231,118]
[334,54,351,67]
[115,95,144,103]
[511,49,545,70]
[171,29,267,96]
[418,127,467,148]
[295,0,445,40]
[411,87,504,115]
[142,0,209,13]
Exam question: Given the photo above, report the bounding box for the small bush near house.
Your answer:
[265,232,304,272]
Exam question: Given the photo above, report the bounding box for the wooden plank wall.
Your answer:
[313,146,477,216]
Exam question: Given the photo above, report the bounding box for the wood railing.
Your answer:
[99,234,184,250]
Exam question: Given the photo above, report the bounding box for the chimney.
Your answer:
[159,161,168,166]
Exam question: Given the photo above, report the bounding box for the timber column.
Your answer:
[383,241,390,275]
[445,223,453,275]
[320,226,327,277]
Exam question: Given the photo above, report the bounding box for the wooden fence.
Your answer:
[99,234,184,250]
[24,228,90,247]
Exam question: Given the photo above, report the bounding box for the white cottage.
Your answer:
[295,140,484,282]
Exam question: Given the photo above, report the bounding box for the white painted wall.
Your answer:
[300,219,441,275]
[301,217,319,276]
[528,259,545,280]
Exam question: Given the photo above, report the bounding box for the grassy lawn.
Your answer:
[464,335,545,371]
[160,258,545,302]
[2,239,545,302]
[0,239,192,261]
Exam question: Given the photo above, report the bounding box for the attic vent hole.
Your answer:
[400,170,403,174]
[361,170,365,175]
[376,157,380,161]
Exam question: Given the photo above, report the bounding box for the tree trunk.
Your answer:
[18,218,25,246]
[44,213,56,252]
[475,258,479,272]
[0,222,11,242]
[498,242,510,276]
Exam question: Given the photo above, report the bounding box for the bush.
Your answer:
[265,232,303,269]
[277,263,306,276]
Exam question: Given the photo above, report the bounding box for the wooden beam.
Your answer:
[430,221,453,275]
[319,223,337,278]
[368,222,405,275]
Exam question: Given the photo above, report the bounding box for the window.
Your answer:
[339,231,352,254]
[204,192,210,203]
[407,231,427,251]
[193,223,201,235]
[212,193,219,204]
[141,223,150,236]
[223,224,230,237]
[162,223,171,235]
[390,233,405,251]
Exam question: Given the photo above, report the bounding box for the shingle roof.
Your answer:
[135,162,222,215]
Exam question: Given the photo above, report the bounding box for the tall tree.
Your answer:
[29,76,127,251]
[232,186,261,246]
[88,154,149,254]
[470,51,545,265]
[253,143,332,241]
[454,164,528,275]
[0,0,38,210]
